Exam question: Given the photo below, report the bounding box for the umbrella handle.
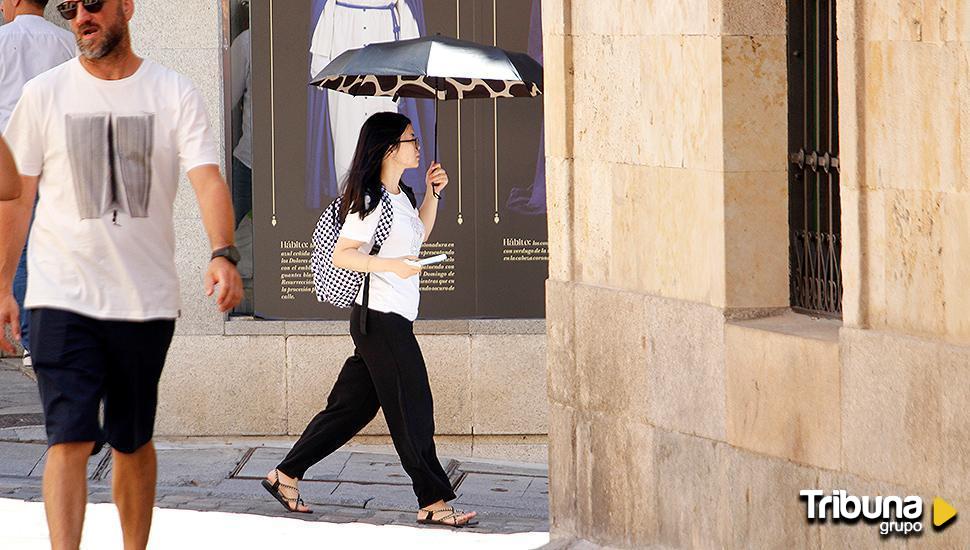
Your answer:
[432,79,441,199]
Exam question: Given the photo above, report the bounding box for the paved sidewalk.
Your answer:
[0,359,549,542]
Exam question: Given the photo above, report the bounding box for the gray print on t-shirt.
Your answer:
[65,112,155,220]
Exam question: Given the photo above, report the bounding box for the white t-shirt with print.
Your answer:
[339,188,424,322]
[5,57,220,321]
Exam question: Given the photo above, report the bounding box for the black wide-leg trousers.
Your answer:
[277,305,456,508]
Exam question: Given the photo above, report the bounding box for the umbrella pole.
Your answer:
[432,78,440,199]
[434,77,440,163]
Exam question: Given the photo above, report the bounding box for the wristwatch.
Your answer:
[210,245,241,266]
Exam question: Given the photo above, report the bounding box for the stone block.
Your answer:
[224,319,285,336]
[865,42,961,194]
[546,402,576,536]
[467,319,546,335]
[611,166,724,305]
[723,170,790,308]
[572,412,594,540]
[542,0,566,36]
[283,321,348,336]
[721,35,788,173]
[412,320,469,335]
[572,35,643,165]
[157,336,287,435]
[573,285,648,418]
[716,445,821,549]
[471,335,547,434]
[584,413,658,546]
[942,193,970,344]
[546,280,577,407]
[726,316,841,469]
[130,0,220,51]
[652,429,722,548]
[719,0,787,36]
[815,469,931,549]
[571,0,642,37]
[638,0,719,36]
[841,328,944,489]
[467,439,548,463]
[638,36,724,172]
[571,160,613,286]
[546,158,574,281]
[543,33,573,160]
[941,344,970,499]
[883,190,946,338]
[644,296,726,440]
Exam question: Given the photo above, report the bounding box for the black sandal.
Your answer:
[417,506,479,528]
[261,469,313,514]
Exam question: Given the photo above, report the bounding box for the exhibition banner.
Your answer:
[249,0,547,319]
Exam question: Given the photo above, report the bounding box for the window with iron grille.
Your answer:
[787,0,842,317]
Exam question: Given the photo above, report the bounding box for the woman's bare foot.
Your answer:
[417,500,478,527]
[265,469,311,513]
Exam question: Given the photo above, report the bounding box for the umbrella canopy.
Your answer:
[310,35,543,100]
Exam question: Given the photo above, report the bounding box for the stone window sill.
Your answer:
[726,310,841,342]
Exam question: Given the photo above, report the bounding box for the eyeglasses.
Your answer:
[396,138,420,148]
[57,0,105,20]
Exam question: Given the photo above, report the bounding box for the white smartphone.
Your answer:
[407,253,448,267]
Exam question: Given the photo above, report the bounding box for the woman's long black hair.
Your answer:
[339,111,412,223]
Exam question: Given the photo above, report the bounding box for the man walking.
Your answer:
[0,0,75,367]
[0,1,243,549]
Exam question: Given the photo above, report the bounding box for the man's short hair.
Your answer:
[29,0,51,9]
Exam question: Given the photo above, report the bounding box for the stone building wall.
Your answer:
[544,0,969,547]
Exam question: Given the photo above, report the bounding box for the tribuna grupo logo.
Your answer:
[800,490,958,537]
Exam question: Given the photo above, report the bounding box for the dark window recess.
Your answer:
[787,0,842,318]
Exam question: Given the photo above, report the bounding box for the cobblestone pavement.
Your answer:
[0,360,549,541]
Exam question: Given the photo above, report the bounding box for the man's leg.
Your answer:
[102,318,174,550]
[111,442,157,550]
[31,309,108,549]
[43,441,96,550]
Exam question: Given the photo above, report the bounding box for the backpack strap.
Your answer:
[400,182,418,209]
[360,190,394,335]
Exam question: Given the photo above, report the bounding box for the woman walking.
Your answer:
[262,112,477,528]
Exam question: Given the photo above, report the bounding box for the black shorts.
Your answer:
[30,308,175,454]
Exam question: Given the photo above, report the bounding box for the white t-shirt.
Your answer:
[0,14,75,133]
[339,188,425,321]
[5,57,220,320]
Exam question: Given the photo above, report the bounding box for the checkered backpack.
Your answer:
[310,184,417,309]
[311,190,393,308]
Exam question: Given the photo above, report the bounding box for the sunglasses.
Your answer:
[57,0,105,20]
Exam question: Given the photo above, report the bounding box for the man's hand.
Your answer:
[204,257,243,312]
[0,293,22,354]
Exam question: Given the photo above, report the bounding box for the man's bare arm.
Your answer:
[187,164,243,312]
[0,138,21,201]
[0,176,38,352]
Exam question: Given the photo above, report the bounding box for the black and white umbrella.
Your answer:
[309,34,543,162]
